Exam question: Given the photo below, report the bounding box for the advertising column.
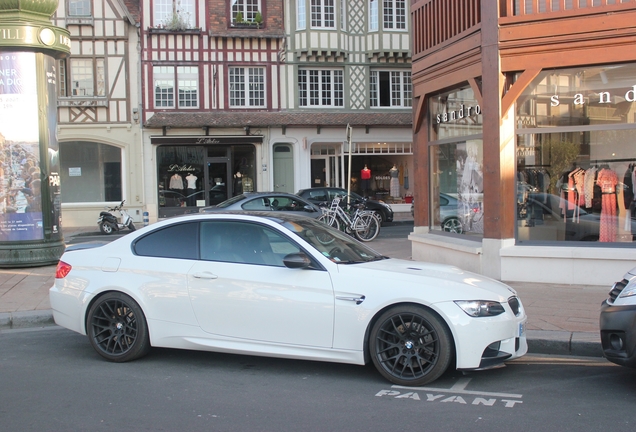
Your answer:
[0,0,70,266]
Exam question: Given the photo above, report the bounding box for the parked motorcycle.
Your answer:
[98,200,136,235]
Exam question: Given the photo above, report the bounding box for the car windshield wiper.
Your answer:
[366,255,389,262]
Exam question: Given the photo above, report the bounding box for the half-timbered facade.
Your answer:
[52,0,142,227]
[141,1,416,220]
[410,0,636,285]
[140,0,286,219]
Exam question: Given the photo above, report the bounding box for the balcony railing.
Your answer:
[502,0,636,18]
[411,0,481,56]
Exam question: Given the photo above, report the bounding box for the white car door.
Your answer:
[187,220,335,348]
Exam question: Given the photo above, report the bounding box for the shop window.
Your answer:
[68,0,91,16]
[430,141,484,238]
[154,0,196,29]
[370,70,412,107]
[310,0,335,28]
[60,142,122,203]
[516,63,636,244]
[298,69,344,107]
[229,67,265,108]
[153,66,199,109]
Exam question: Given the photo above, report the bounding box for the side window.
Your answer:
[134,222,198,259]
[440,196,449,206]
[200,221,301,266]
[242,198,271,210]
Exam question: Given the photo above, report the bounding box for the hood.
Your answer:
[339,258,517,301]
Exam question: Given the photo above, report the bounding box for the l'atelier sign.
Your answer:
[151,135,263,145]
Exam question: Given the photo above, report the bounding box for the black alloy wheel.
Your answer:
[369,305,452,386]
[87,292,150,362]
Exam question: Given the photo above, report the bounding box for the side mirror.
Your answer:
[303,205,316,212]
[283,253,312,269]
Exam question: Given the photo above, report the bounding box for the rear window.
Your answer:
[133,222,198,259]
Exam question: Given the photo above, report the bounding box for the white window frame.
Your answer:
[68,0,91,16]
[369,0,379,31]
[153,66,199,109]
[229,67,266,108]
[340,0,346,31]
[370,70,412,108]
[69,58,105,97]
[382,0,407,30]
[231,0,261,23]
[310,0,335,29]
[154,0,196,28]
[299,69,344,108]
[297,0,306,29]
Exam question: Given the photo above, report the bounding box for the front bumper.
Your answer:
[600,300,636,367]
[435,299,528,370]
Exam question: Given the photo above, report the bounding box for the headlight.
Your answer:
[454,300,506,317]
[619,286,636,298]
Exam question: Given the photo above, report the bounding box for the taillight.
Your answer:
[55,261,72,279]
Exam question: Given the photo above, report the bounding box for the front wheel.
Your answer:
[318,212,340,231]
[99,221,114,235]
[442,217,463,234]
[87,292,150,362]
[353,214,380,242]
[127,220,136,232]
[369,305,453,386]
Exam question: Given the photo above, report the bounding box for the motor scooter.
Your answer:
[98,200,136,234]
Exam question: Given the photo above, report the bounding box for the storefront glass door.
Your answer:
[207,160,229,206]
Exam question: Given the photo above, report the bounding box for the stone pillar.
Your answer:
[0,0,70,266]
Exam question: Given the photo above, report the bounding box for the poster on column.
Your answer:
[0,52,44,241]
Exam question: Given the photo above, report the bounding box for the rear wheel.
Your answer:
[87,292,150,362]
[442,217,463,233]
[354,214,380,242]
[369,305,452,386]
[99,221,114,235]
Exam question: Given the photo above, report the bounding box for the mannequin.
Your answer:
[234,170,243,196]
[361,165,371,194]
[169,173,183,190]
[185,173,197,206]
[389,164,400,198]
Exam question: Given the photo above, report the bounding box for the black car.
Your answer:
[200,192,323,218]
[600,266,636,368]
[296,187,394,223]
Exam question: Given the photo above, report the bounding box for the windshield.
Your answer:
[278,217,386,263]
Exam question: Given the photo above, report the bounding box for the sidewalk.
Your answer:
[0,220,607,359]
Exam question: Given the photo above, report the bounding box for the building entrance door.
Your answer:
[273,144,294,193]
[206,159,230,206]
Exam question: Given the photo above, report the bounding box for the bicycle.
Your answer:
[318,196,380,242]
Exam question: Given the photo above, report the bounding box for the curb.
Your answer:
[1,310,605,359]
[0,310,56,330]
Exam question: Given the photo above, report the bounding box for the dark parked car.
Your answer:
[600,266,636,367]
[297,187,394,223]
[200,192,322,218]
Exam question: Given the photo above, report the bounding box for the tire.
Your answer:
[128,220,136,232]
[86,292,151,362]
[372,211,384,224]
[369,305,453,386]
[442,217,463,234]
[318,213,340,231]
[99,221,114,235]
[354,214,380,242]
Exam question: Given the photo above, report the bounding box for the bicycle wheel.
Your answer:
[353,213,380,242]
[318,212,340,231]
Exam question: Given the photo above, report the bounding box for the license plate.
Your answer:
[518,322,526,337]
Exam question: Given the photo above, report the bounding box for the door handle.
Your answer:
[192,272,218,280]
[336,295,365,305]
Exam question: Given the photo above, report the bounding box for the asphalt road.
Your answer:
[2,327,636,432]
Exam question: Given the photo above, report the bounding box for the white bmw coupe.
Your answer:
[50,212,527,386]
